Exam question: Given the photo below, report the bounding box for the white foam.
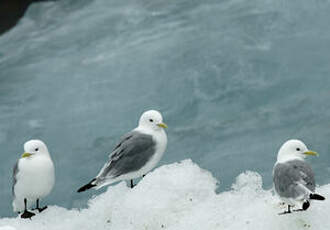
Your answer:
[1,160,329,230]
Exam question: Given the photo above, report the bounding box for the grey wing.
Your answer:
[12,160,19,197]
[97,131,156,179]
[273,160,315,198]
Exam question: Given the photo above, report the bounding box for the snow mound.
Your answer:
[0,160,329,230]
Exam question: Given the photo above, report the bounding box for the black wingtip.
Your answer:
[77,179,97,193]
[310,193,326,200]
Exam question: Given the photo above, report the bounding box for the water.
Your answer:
[1,0,330,217]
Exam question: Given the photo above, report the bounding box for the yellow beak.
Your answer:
[304,151,318,156]
[157,122,168,129]
[21,152,33,158]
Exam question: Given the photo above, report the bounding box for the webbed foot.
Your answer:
[21,210,35,219]
[35,206,47,213]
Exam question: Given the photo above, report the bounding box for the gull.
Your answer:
[273,139,325,215]
[78,110,167,192]
[12,140,55,219]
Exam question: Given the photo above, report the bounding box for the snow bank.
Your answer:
[0,160,329,230]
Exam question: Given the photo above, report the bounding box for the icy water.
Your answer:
[0,0,330,217]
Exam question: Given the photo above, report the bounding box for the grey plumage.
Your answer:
[12,160,19,197]
[97,131,156,180]
[273,159,315,199]
[77,110,168,193]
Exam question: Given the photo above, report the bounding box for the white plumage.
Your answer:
[12,140,55,213]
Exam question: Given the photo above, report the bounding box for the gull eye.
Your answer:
[149,119,153,122]
[296,148,300,151]
[35,148,39,152]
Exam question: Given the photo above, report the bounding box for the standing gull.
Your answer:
[78,110,168,192]
[12,140,55,219]
[273,139,325,214]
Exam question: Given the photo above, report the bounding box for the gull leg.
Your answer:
[293,200,310,212]
[130,180,135,188]
[21,198,35,219]
[279,205,292,215]
[303,200,310,210]
[34,199,47,213]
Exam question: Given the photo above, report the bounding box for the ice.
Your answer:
[0,160,329,230]
[0,226,16,230]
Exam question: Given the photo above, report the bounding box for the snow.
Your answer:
[0,159,329,230]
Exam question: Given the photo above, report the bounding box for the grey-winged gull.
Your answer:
[273,139,325,214]
[77,110,168,192]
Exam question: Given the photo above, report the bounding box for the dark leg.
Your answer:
[34,199,47,213]
[20,198,35,219]
[142,175,145,177]
[302,200,310,210]
[288,205,291,213]
[130,180,134,188]
[293,200,310,212]
[279,205,292,215]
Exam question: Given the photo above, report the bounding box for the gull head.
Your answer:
[277,139,318,163]
[22,139,50,158]
[138,110,168,131]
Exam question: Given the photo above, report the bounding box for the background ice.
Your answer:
[0,160,329,230]
[1,0,330,218]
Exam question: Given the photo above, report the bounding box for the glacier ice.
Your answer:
[0,160,329,230]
